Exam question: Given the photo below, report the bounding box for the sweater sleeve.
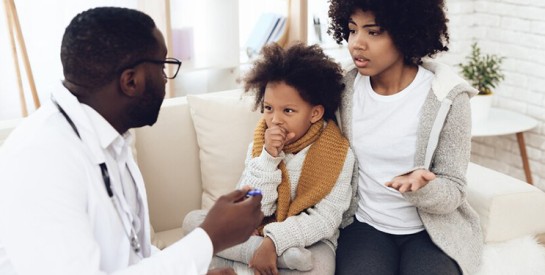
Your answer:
[264,148,355,255]
[237,143,283,216]
[404,93,471,214]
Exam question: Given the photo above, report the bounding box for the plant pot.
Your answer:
[470,94,493,124]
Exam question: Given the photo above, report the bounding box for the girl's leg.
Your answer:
[278,246,313,271]
[397,230,461,275]
[280,241,335,274]
[183,209,313,271]
[216,235,263,264]
[181,209,208,236]
[335,220,399,275]
[217,235,313,271]
[209,255,235,269]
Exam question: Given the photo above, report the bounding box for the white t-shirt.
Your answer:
[352,66,434,234]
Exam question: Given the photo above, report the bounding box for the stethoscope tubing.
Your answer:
[53,97,142,256]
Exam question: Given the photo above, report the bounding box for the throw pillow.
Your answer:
[187,89,261,209]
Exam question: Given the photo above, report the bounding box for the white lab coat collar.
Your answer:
[80,104,123,154]
[80,104,134,165]
[51,88,104,165]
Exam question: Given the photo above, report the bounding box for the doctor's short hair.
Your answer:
[61,7,158,88]
[243,43,345,121]
[328,0,449,65]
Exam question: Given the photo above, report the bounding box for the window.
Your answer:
[0,0,137,119]
[0,0,310,119]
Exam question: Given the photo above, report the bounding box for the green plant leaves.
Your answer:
[458,43,505,95]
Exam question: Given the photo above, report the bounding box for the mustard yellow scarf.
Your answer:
[252,118,350,231]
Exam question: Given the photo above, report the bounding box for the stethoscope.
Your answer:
[53,98,142,256]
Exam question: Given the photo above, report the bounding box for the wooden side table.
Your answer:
[471,108,538,184]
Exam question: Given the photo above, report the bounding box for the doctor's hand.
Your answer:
[200,186,264,254]
[385,169,436,193]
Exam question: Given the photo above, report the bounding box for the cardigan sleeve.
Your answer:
[237,143,283,216]
[403,92,471,214]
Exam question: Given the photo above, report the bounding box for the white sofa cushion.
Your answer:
[187,89,261,209]
[135,96,202,234]
[467,162,545,242]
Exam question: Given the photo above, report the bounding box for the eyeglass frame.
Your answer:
[120,57,182,79]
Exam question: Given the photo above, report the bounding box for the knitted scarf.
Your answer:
[252,118,350,233]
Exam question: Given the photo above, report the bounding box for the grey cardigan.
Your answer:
[338,61,483,274]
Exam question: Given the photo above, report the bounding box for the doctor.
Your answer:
[0,7,263,275]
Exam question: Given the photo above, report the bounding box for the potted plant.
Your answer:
[459,42,505,123]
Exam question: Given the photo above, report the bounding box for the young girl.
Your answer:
[328,0,483,274]
[183,43,355,274]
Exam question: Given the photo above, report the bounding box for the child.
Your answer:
[183,43,355,274]
[328,0,483,274]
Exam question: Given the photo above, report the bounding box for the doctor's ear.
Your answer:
[119,68,143,97]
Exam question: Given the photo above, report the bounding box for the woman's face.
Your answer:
[347,9,404,79]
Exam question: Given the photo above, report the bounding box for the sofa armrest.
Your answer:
[467,162,545,243]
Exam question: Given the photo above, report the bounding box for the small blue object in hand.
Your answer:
[246,189,262,197]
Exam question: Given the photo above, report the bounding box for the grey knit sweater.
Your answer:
[338,61,483,274]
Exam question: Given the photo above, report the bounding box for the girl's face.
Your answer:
[263,81,323,145]
[347,9,404,78]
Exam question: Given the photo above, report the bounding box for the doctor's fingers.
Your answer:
[221,188,248,203]
[239,195,264,226]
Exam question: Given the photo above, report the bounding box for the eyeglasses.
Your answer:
[122,57,182,79]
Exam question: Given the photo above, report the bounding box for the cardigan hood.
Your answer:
[421,60,478,101]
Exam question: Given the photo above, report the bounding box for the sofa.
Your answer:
[2,89,545,274]
[134,89,545,274]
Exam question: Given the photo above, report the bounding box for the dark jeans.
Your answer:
[336,220,462,275]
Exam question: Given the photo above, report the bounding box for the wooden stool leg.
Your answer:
[516,132,533,184]
[3,0,27,117]
[8,0,40,109]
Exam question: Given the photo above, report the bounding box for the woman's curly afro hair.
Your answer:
[243,43,345,121]
[328,0,449,65]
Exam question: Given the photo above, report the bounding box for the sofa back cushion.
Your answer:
[187,89,261,209]
[135,96,203,233]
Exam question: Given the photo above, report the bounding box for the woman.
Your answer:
[328,0,483,274]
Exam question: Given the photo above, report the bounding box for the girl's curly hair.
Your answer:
[328,0,449,65]
[243,43,345,121]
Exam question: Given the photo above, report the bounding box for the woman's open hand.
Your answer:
[385,169,436,193]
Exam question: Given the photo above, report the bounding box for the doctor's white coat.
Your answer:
[0,87,212,274]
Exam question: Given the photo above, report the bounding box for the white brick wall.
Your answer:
[441,0,545,191]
